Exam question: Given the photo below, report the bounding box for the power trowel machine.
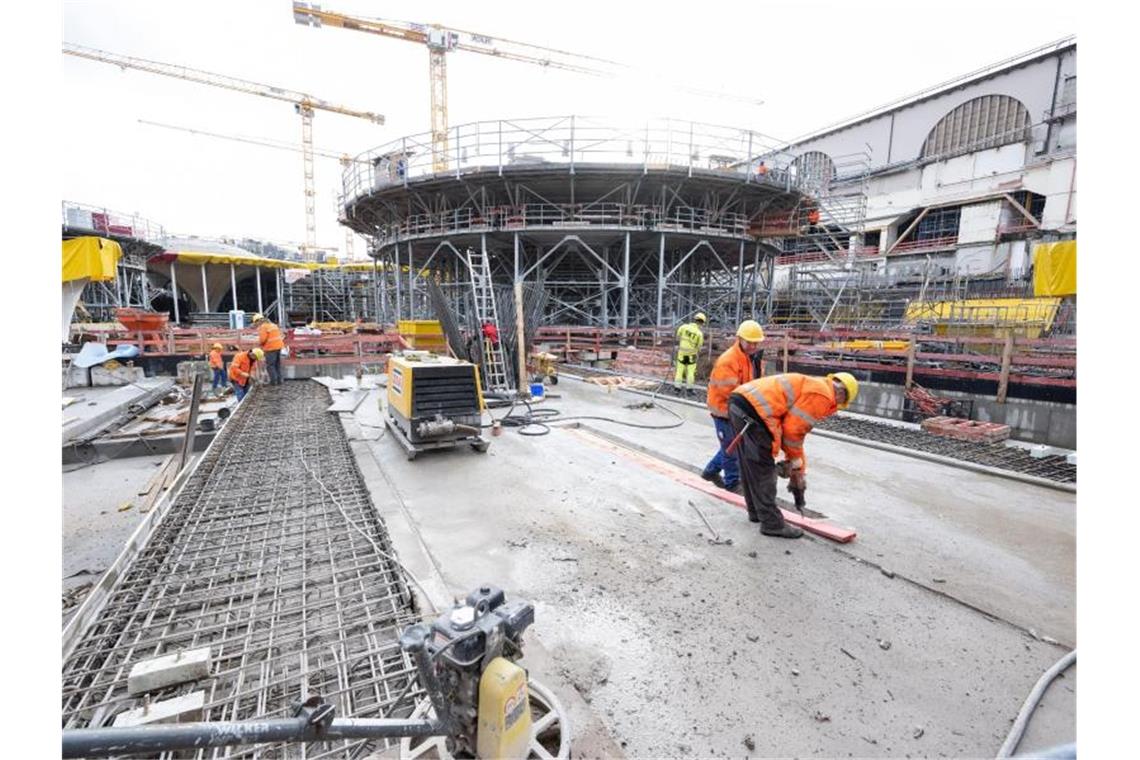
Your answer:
[62,586,569,759]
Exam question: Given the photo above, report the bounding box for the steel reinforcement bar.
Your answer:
[61,381,423,759]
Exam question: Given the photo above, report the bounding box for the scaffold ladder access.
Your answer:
[467,247,511,391]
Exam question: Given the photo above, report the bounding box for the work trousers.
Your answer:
[232,381,249,401]
[703,415,741,488]
[265,349,282,385]
[211,368,226,390]
[728,403,784,531]
[674,354,697,386]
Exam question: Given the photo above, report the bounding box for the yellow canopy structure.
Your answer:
[152,250,391,272]
[1032,241,1076,297]
[62,237,121,283]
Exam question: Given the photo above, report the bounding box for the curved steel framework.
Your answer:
[339,116,867,328]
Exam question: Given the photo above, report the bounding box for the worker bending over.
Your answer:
[674,312,707,396]
[728,372,858,538]
[702,320,766,492]
[229,347,265,402]
[208,343,226,392]
[252,313,285,386]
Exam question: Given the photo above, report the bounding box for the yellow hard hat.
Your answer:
[736,320,765,342]
[212,342,223,350]
[252,348,265,361]
[694,312,708,324]
[251,313,266,323]
[828,372,858,408]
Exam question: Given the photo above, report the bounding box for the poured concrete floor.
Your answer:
[344,377,1075,758]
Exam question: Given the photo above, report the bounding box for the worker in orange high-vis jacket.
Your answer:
[252,313,286,386]
[229,347,265,402]
[208,342,226,393]
[728,372,858,538]
[701,320,766,493]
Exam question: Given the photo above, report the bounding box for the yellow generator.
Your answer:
[386,352,489,460]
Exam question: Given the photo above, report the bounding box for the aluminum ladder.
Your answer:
[467,248,511,391]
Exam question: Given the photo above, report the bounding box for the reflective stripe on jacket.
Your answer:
[228,351,253,386]
[676,322,704,357]
[208,349,224,369]
[706,342,757,418]
[258,322,285,351]
[730,373,837,472]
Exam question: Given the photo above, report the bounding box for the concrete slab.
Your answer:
[346,378,1074,757]
[551,378,1076,646]
[62,455,168,624]
[62,378,174,445]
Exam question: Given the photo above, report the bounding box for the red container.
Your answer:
[115,308,169,332]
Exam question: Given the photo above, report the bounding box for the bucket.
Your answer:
[529,382,545,400]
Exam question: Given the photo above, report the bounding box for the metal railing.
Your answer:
[368,201,754,247]
[340,116,808,209]
[62,201,167,243]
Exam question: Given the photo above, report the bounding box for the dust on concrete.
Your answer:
[62,455,167,622]
[363,390,1075,758]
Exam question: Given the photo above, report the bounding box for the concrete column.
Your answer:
[256,267,263,314]
[229,264,238,312]
[763,250,775,320]
[141,268,150,309]
[656,233,666,326]
[170,263,180,324]
[200,265,209,313]
[751,243,760,317]
[621,232,630,329]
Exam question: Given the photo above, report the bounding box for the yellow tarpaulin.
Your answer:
[904,297,1062,340]
[1032,241,1076,297]
[62,237,121,283]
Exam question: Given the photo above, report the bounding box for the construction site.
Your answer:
[60,6,1078,759]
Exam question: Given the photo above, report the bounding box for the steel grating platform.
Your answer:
[62,381,425,758]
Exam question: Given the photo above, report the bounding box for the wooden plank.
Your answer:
[905,337,916,390]
[571,429,857,543]
[997,333,1015,404]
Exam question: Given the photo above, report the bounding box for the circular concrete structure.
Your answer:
[340,116,815,326]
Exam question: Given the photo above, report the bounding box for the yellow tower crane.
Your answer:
[291,3,620,172]
[63,42,385,261]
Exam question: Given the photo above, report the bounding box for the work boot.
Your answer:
[745,510,760,523]
[701,470,726,489]
[723,482,742,495]
[761,524,804,539]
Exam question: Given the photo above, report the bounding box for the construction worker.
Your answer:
[252,313,285,386]
[702,320,766,493]
[228,347,265,402]
[674,312,707,396]
[208,343,226,392]
[728,372,858,539]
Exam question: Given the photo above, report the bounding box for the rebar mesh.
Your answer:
[62,381,424,758]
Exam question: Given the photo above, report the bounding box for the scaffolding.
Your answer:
[61,382,425,758]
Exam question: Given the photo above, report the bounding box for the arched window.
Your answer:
[791,151,836,190]
[921,95,1030,159]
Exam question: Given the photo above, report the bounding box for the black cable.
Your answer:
[481,397,686,437]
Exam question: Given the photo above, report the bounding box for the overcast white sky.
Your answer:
[62,0,1076,255]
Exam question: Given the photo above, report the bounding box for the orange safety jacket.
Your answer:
[228,351,254,386]
[730,373,838,472]
[706,341,759,418]
[258,321,285,351]
[208,349,224,369]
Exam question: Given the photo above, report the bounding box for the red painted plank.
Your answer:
[570,429,857,543]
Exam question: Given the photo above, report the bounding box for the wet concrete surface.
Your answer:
[346,380,1076,757]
